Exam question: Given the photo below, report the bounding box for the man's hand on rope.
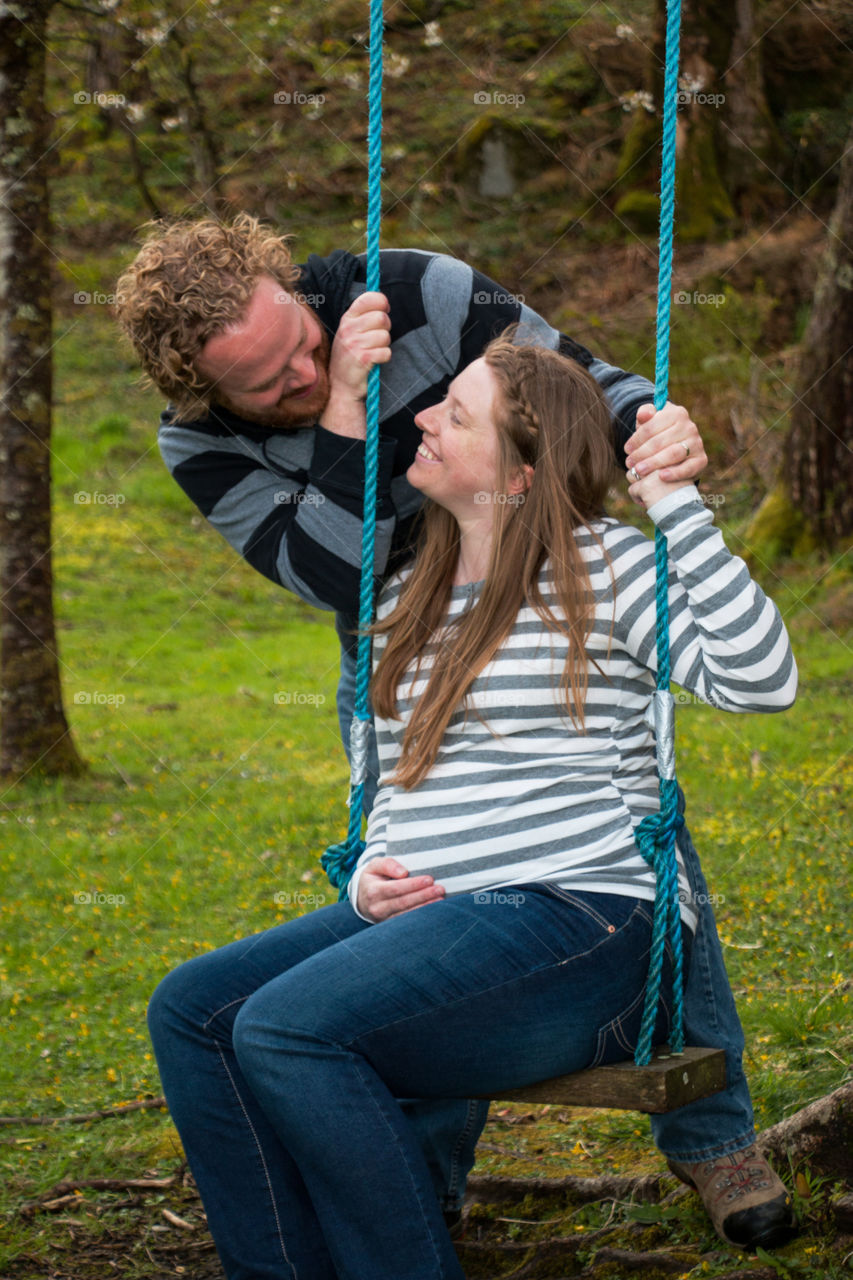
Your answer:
[624,402,707,508]
[356,857,446,923]
[329,291,392,399]
[320,292,391,440]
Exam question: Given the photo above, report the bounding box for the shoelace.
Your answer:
[701,1149,772,1207]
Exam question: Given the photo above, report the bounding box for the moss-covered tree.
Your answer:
[0,0,84,778]
[615,0,782,239]
[782,123,853,547]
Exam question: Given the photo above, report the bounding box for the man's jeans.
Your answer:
[335,626,756,1203]
[148,887,681,1279]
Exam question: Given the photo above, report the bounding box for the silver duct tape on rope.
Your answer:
[347,716,371,794]
[644,690,676,782]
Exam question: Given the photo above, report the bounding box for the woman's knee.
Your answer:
[146,952,223,1049]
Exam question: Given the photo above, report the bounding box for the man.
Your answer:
[116,214,795,1258]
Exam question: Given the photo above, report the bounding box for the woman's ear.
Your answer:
[508,464,534,497]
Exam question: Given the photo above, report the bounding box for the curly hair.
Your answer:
[115,214,302,421]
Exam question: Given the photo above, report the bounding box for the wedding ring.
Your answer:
[680,441,691,456]
[629,466,640,481]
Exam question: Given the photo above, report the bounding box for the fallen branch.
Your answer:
[0,1097,168,1127]
[466,1171,665,1206]
[758,1081,853,1183]
[19,1174,179,1218]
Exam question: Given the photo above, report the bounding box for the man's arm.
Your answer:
[158,412,398,614]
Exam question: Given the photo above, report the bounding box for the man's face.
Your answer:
[196,276,331,427]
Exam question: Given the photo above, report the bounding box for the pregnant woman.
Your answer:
[148,330,796,1280]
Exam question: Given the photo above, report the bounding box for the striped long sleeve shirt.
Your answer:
[158,248,657,628]
[348,486,798,928]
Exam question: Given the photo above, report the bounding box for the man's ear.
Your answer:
[508,464,534,496]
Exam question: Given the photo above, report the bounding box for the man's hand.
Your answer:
[328,291,392,399]
[624,402,707,508]
[356,857,445,923]
[320,292,391,440]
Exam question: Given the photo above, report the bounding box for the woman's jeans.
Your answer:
[148,886,682,1280]
[335,626,756,1196]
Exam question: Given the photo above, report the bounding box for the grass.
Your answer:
[2,291,851,1277]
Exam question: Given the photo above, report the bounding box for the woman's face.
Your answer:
[407,358,506,519]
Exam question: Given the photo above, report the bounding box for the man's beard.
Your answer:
[217,328,332,429]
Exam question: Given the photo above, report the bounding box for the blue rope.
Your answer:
[320,0,383,898]
[321,0,686,1068]
[632,0,685,1066]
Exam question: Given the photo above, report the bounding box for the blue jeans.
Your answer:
[148,886,680,1279]
[335,624,755,1181]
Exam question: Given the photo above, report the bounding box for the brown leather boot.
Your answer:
[668,1144,797,1249]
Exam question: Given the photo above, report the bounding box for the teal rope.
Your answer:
[322,0,686,1068]
[320,0,383,898]
[633,0,685,1066]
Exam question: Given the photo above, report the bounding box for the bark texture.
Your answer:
[0,0,84,777]
[783,123,853,547]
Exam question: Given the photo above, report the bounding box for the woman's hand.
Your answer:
[624,402,707,508]
[356,857,446,923]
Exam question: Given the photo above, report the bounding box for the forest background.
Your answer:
[1,1,851,1277]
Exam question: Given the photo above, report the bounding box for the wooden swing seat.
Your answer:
[476,1045,726,1114]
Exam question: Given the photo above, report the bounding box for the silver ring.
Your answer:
[680,441,691,456]
[629,466,640,481]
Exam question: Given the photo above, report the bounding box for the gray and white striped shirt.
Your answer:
[349,486,797,927]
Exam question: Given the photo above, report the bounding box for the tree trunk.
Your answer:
[782,123,853,547]
[614,0,782,238]
[0,0,85,778]
[759,1080,853,1184]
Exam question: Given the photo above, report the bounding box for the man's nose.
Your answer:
[289,352,316,387]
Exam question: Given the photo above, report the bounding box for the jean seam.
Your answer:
[351,1057,453,1277]
[204,994,250,1033]
[442,1099,484,1205]
[215,1042,296,1279]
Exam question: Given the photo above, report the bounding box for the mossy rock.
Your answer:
[614,190,660,234]
[743,486,815,564]
[451,114,567,199]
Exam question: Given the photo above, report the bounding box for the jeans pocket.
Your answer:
[591,981,672,1067]
[529,884,619,933]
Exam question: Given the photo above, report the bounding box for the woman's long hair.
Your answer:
[371,332,618,789]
